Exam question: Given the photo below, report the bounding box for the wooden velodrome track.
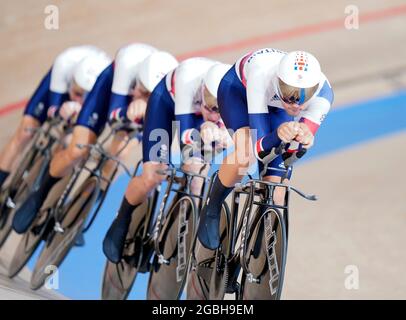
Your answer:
[0,0,405,299]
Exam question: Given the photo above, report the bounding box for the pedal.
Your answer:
[6,197,15,209]
[246,273,260,284]
[157,254,170,265]
[53,222,64,233]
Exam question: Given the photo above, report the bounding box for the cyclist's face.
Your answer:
[132,81,151,102]
[201,85,221,122]
[69,80,86,104]
[281,101,305,116]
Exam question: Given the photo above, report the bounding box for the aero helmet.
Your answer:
[137,51,178,92]
[73,52,112,92]
[203,63,232,98]
[276,51,321,104]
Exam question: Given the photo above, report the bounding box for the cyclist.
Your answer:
[0,45,110,189]
[197,48,334,250]
[12,44,178,234]
[102,58,232,263]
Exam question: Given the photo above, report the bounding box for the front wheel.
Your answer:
[240,208,287,300]
[101,197,150,300]
[0,151,43,248]
[147,195,197,300]
[7,207,51,278]
[30,177,100,290]
[186,202,230,300]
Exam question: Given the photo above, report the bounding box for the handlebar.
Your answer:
[110,120,143,134]
[76,143,133,177]
[156,165,208,181]
[235,178,317,201]
[259,141,307,178]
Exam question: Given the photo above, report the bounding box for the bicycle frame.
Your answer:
[51,124,142,235]
[220,173,316,297]
[152,165,209,265]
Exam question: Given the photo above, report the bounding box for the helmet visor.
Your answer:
[202,85,220,113]
[69,79,88,102]
[277,78,318,105]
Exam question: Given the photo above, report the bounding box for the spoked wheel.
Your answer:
[7,206,51,278]
[186,203,230,300]
[0,188,24,249]
[101,199,149,300]
[30,177,100,290]
[147,195,197,300]
[208,203,235,300]
[0,149,42,248]
[6,153,70,279]
[240,208,287,300]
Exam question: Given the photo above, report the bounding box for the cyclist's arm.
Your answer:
[47,51,78,117]
[245,70,283,159]
[177,114,202,145]
[108,58,135,123]
[298,80,333,136]
[175,83,203,146]
[47,92,70,118]
[108,92,131,122]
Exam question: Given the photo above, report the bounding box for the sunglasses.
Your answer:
[69,80,87,100]
[281,95,302,105]
[203,104,220,113]
[72,89,85,98]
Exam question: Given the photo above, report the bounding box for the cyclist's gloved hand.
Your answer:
[109,107,126,124]
[181,128,200,146]
[126,99,146,124]
[294,122,314,149]
[47,105,59,119]
[59,101,82,123]
[180,128,201,162]
[277,121,303,143]
[200,121,233,151]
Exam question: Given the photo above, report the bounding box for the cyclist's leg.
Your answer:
[0,68,51,188]
[50,125,97,177]
[100,130,140,188]
[198,66,253,250]
[0,116,40,177]
[12,67,112,234]
[50,62,114,178]
[127,161,168,202]
[102,167,169,264]
[103,76,175,263]
[261,155,292,206]
[181,160,210,208]
[12,125,97,234]
[263,175,289,206]
[219,127,256,185]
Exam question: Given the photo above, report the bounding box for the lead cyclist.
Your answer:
[197,48,334,250]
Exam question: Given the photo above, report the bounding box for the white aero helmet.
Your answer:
[276,51,321,105]
[137,51,178,93]
[204,63,232,98]
[73,52,112,92]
